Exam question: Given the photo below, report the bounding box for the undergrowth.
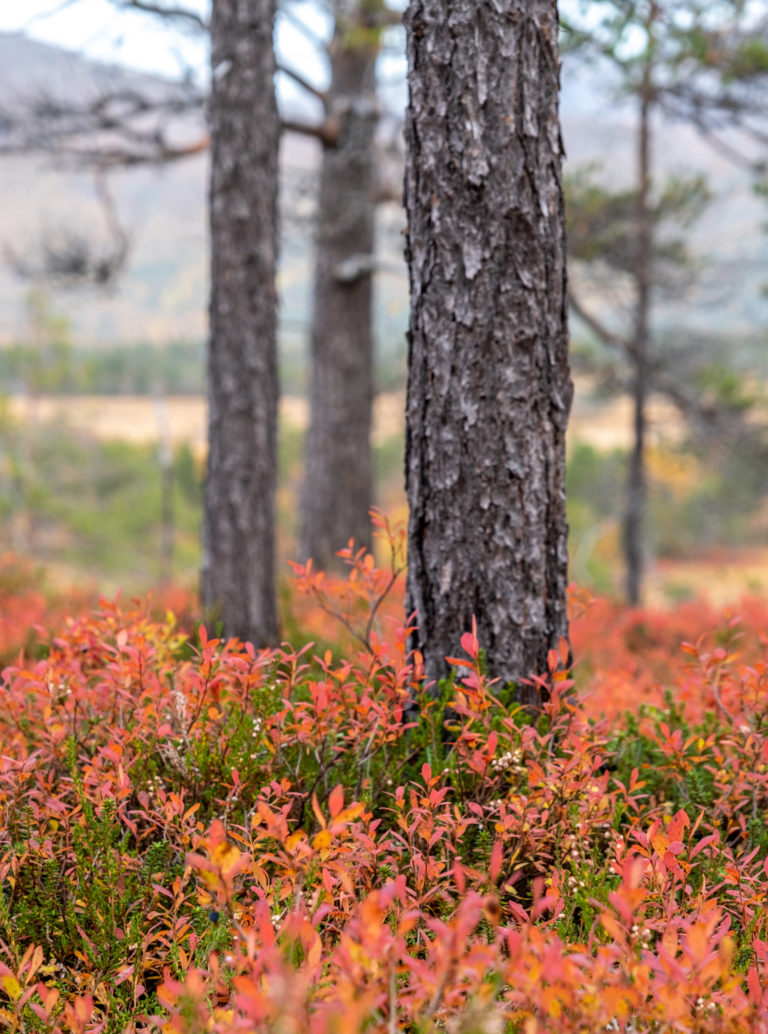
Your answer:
[2,514,768,1031]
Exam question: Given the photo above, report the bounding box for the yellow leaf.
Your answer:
[719,934,734,971]
[37,959,61,980]
[1,974,21,1001]
[543,986,561,1019]
[210,840,241,876]
[286,830,307,852]
[94,983,111,1007]
[313,829,333,851]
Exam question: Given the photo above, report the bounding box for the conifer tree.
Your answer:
[404,0,572,704]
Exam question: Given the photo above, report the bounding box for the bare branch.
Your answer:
[5,169,130,287]
[111,0,208,32]
[571,292,768,455]
[568,290,636,357]
[22,0,82,29]
[92,169,130,273]
[277,63,328,107]
[365,6,403,29]
[0,81,207,168]
[77,134,209,168]
[334,253,403,282]
[280,115,340,147]
[278,3,329,55]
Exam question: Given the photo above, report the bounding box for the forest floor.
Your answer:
[5,382,763,606]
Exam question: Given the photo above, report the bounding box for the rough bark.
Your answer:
[202,0,279,645]
[300,3,380,568]
[404,0,572,706]
[625,74,653,608]
[625,28,655,608]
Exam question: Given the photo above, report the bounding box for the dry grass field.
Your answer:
[8,382,765,606]
[5,379,685,453]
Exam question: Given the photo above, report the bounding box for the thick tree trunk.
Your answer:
[300,5,379,569]
[625,60,654,608]
[202,0,279,645]
[404,0,572,706]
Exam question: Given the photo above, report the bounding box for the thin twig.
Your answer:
[113,0,208,31]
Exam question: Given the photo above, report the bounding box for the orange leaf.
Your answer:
[650,829,669,856]
[328,784,344,818]
[334,802,365,826]
[311,794,326,828]
[600,911,626,944]
[686,922,709,966]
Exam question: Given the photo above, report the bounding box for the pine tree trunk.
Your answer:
[202,0,279,645]
[625,57,654,608]
[300,7,379,569]
[404,0,572,706]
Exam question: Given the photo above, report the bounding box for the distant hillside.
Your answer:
[0,31,322,354]
[0,31,766,369]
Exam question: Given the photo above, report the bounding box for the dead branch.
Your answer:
[111,0,208,32]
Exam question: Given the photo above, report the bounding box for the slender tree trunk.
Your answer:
[625,42,655,608]
[300,3,379,568]
[154,393,175,585]
[404,0,572,706]
[202,0,279,645]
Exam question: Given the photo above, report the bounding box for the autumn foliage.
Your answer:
[3,516,768,1031]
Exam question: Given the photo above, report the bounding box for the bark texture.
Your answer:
[300,3,380,568]
[404,0,572,705]
[202,0,279,645]
[625,73,653,608]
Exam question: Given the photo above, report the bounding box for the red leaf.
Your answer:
[489,840,503,882]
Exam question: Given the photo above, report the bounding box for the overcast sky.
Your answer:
[0,1,209,77]
[0,0,419,116]
[0,0,347,111]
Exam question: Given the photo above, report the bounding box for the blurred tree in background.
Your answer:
[1,2,768,614]
[300,0,401,570]
[0,0,406,581]
[563,0,768,605]
[202,0,280,645]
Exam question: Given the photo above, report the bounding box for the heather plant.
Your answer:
[2,520,768,1030]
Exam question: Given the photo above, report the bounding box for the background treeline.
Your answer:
[0,337,205,396]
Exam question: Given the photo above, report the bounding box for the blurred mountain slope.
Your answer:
[0,31,765,363]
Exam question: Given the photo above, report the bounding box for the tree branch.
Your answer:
[366,7,403,29]
[111,0,208,31]
[0,81,208,169]
[277,63,328,107]
[81,134,210,168]
[278,4,329,55]
[568,290,636,357]
[280,116,339,147]
[5,168,130,287]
